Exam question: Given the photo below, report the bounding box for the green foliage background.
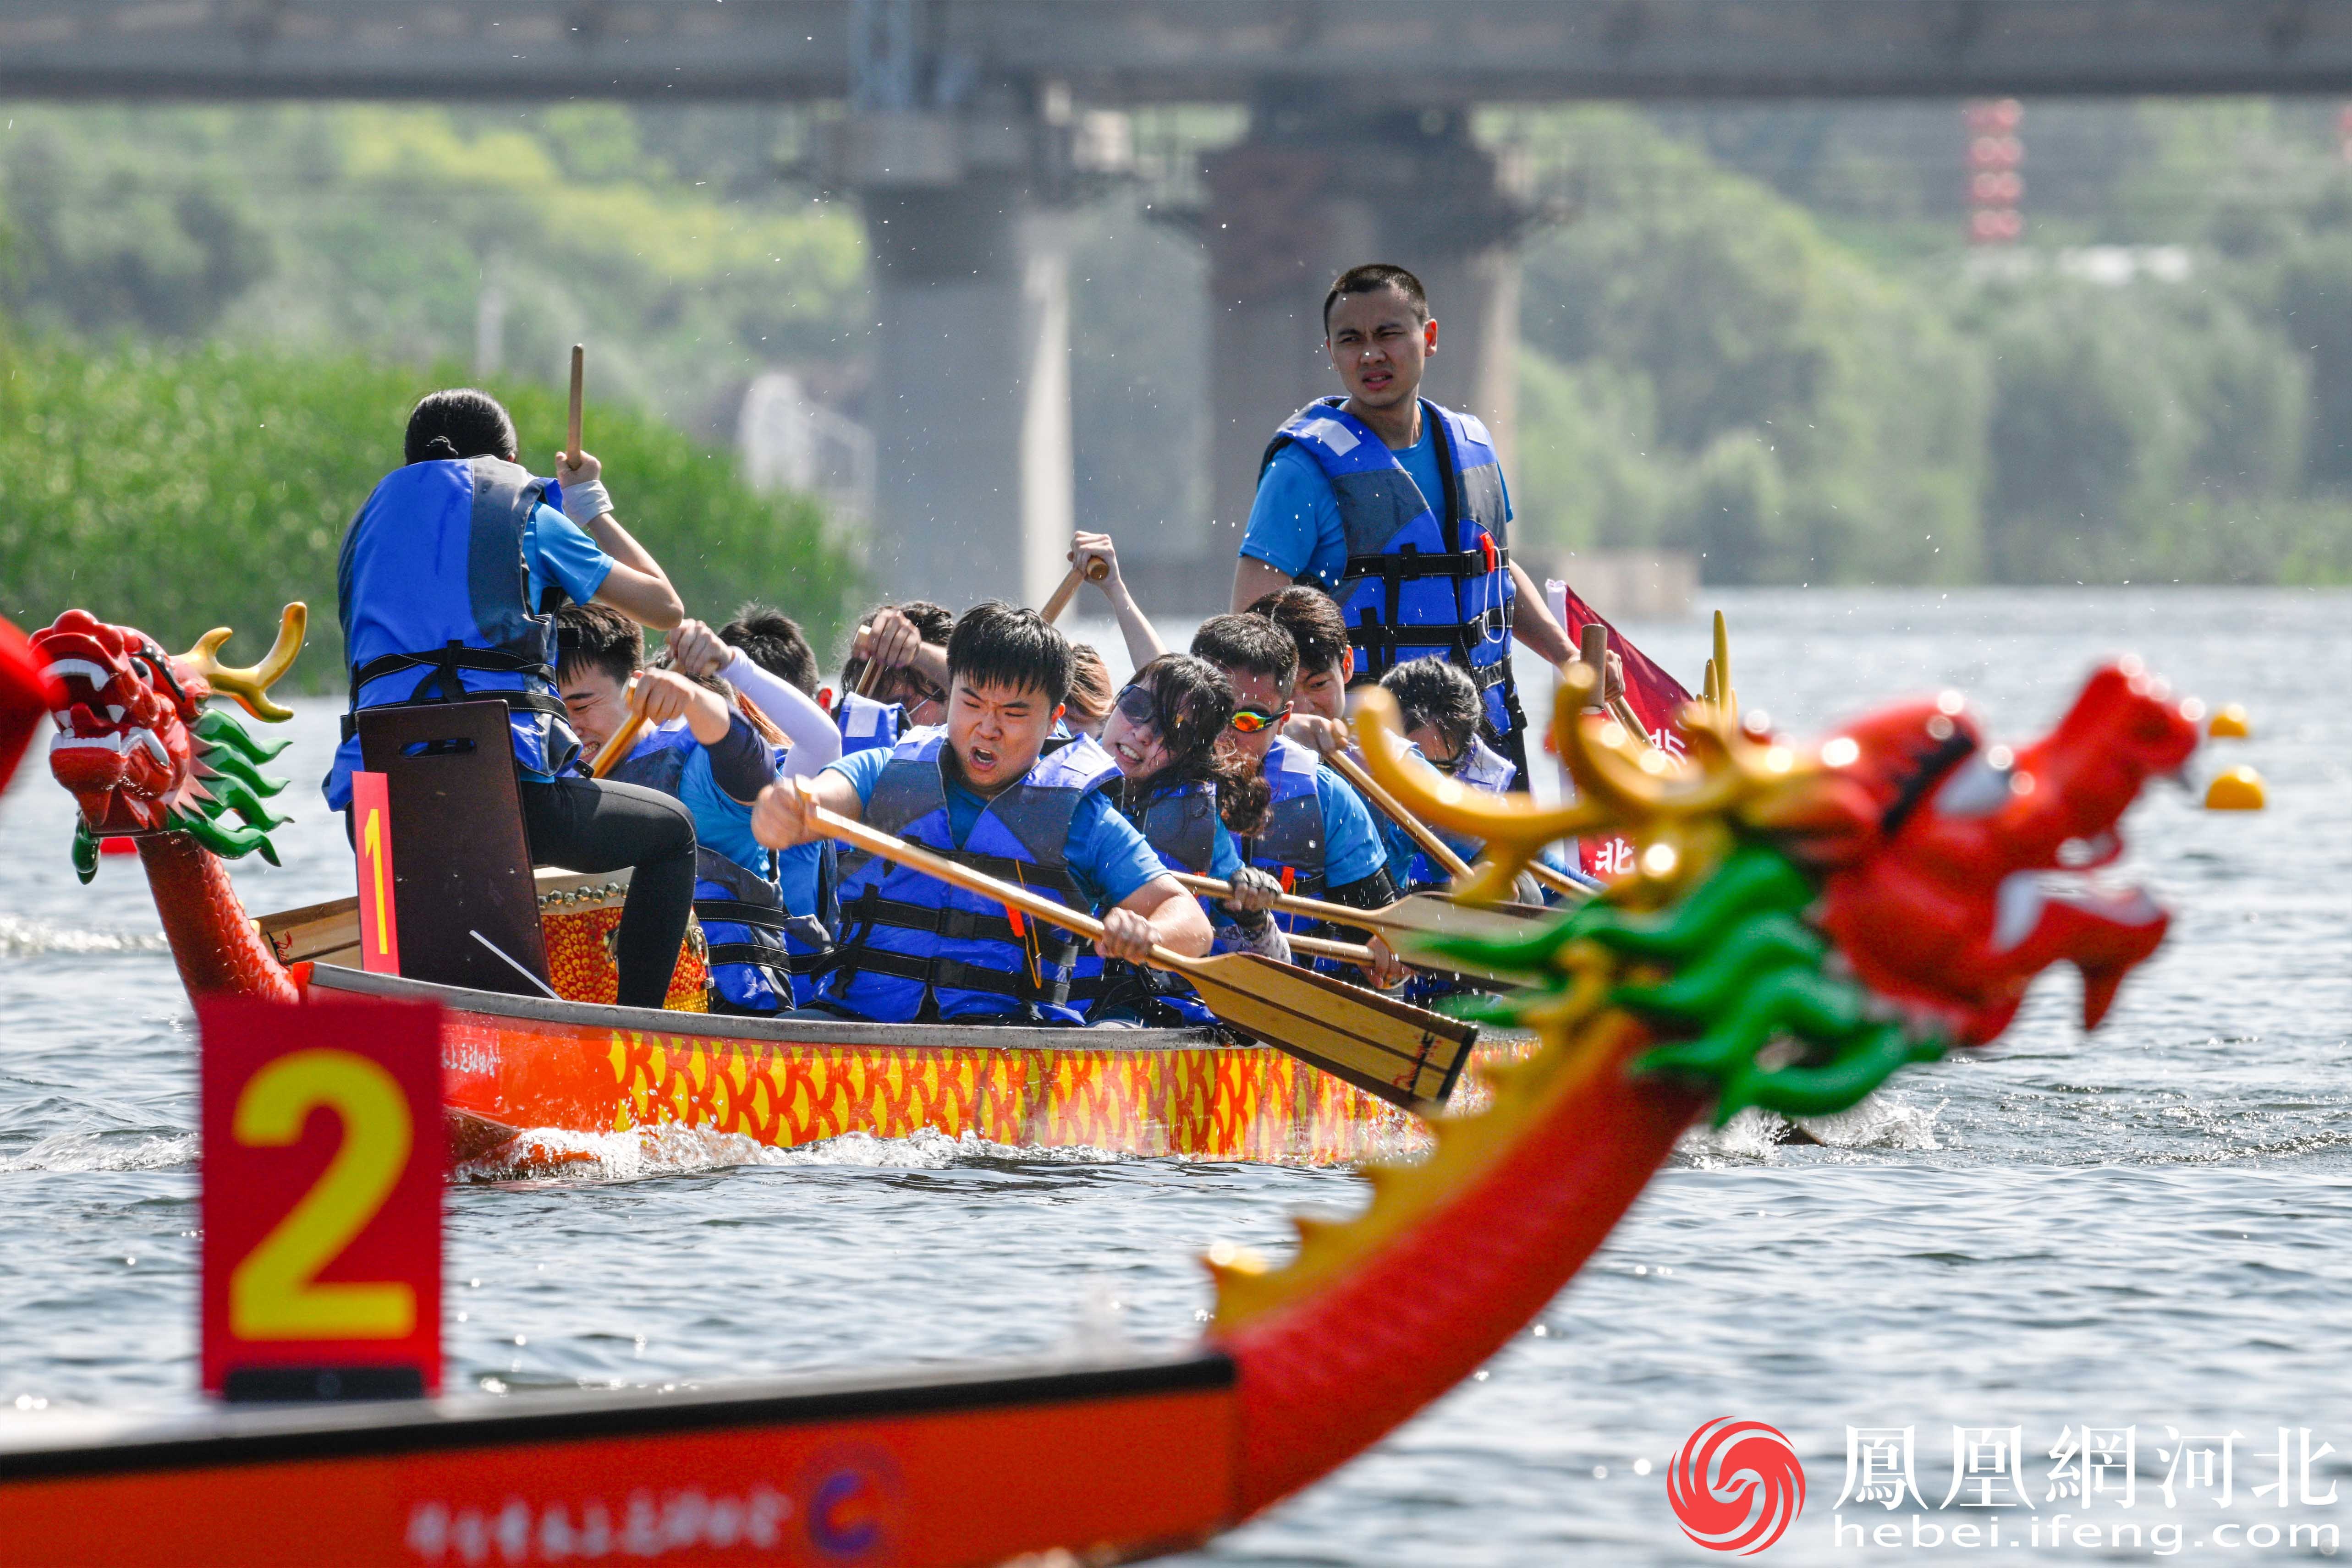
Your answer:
[4,98,2352,593]
[1495,104,2352,586]
[0,338,860,685]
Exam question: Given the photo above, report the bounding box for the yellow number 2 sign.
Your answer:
[231,1050,415,1339]
[200,996,443,1400]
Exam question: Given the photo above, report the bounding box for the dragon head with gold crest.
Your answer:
[1356,658,2204,1123]
[32,606,304,881]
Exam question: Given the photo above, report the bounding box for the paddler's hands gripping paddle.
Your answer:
[1171,872,1546,985]
[798,784,1477,1111]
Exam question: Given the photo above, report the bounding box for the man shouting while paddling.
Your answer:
[752,602,1209,1025]
[1232,263,1611,781]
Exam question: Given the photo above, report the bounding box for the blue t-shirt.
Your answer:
[1240,415,1512,590]
[525,504,615,610]
[1310,764,1391,888]
[825,746,1171,912]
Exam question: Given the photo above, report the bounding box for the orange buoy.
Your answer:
[2208,702,2251,739]
[2204,765,2266,810]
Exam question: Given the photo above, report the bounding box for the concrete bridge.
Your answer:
[6,0,2347,605]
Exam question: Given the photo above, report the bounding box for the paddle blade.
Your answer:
[1187,954,1478,1112]
[1374,896,1559,986]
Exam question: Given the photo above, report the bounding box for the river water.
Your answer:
[2,587,2347,1565]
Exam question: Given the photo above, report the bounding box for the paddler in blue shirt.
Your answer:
[1189,613,1410,991]
[327,388,696,1011]
[556,605,846,1015]
[1230,263,1606,782]
[752,602,1210,1026]
[832,600,952,756]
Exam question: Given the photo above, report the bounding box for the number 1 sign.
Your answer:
[199,995,443,1400]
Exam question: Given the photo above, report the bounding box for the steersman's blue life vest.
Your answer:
[1099,777,1222,1026]
[609,725,837,1014]
[1262,397,1526,764]
[326,456,573,811]
[821,730,1120,1024]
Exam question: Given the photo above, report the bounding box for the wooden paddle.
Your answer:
[1172,873,1550,984]
[1286,932,1379,965]
[566,343,585,468]
[1580,621,1654,746]
[1326,742,1587,903]
[588,679,644,779]
[1039,556,1110,624]
[806,795,1477,1110]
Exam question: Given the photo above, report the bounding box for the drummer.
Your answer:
[752,601,1211,1025]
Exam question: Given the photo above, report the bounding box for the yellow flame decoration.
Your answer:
[1351,663,1820,911]
[180,603,307,724]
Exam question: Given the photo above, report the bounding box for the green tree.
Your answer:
[0,337,860,680]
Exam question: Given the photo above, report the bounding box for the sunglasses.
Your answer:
[1227,702,1290,734]
[1113,684,1160,730]
[1423,746,1465,775]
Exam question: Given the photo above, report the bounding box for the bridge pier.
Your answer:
[1200,103,1534,574]
[863,176,1074,609]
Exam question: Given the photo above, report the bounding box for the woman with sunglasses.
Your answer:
[1090,654,1291,1026]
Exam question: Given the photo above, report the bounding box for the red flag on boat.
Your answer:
[0,615,60,795]
[1544,581,1698,880]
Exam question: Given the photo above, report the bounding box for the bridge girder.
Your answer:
[0,0,2349,103]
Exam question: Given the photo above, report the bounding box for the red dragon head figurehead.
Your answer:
[1802,661,2203,1046]
[33,605,306,881]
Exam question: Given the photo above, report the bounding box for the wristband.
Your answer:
[560,478,613,526]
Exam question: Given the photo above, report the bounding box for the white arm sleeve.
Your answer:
[723,648,842,780]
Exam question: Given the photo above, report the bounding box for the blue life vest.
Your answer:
[1263,397,1524,754]
[608,724,832,1014]
[822,730,1118,1024]
[833,691,905,757]
[325,457,573,810]
[1244,737,1329,902]
[770,841,840,1006]
[1099,776,1221,1027]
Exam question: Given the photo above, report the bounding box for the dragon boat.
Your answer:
[29,605,1508,1168]
[1,598,2210,1565]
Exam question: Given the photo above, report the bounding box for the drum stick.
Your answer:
[566,344,584,468]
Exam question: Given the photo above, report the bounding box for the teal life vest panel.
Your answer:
[822,729,1118,1024]
[325,456,572,810]
[1263,397,1526,767]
